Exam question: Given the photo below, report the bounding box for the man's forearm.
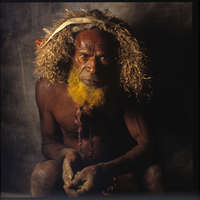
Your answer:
[101,143,154,177]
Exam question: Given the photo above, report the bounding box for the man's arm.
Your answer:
[36,79,74,162]
[66,106,154,196]
[102,106,154,176]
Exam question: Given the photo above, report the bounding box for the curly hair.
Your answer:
[35,9,151,100]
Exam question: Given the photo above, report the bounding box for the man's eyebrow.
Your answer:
[77,48,89,50]
[77,49,91,53]
[76,46,90,50]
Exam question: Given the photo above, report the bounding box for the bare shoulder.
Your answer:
[36,78,55,99]
[36,78,62,109]
[36,78,50,89]
[35,78,71,110]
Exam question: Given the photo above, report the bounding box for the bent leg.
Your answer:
[115,172,140,193]
[104,165,164,194]
[102,172,141,195]
[142,164,164,193]
[30,160,62,197]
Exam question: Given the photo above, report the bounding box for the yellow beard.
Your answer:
[67,66,105,109]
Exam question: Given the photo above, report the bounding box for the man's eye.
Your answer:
[100,56,109,64]
[80,54,89,59]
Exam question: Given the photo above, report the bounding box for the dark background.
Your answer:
[0,2,197,196]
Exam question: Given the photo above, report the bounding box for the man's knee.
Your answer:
[143,164,164,192]
[144,165,162,182]
[31,160,61,196]
[114,173,140,193]
[31,160,60,184]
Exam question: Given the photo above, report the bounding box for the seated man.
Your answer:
[31,9,164,197]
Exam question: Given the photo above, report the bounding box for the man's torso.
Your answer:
[43,81,137,165]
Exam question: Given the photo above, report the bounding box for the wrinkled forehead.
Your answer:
[75,28,110,51]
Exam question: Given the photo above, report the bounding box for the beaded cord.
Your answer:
[74,104,83,153]
[74,104,94,158]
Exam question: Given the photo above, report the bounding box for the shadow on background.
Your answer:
[133,8,194,192]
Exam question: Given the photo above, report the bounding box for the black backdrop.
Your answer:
[0,2,196,195]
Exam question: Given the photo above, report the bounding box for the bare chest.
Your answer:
[51,92,114,137]
[49,87,134,162]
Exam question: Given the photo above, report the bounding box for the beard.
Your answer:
[67,66,106,109]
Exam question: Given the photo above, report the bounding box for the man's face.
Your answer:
[73,28,113,88]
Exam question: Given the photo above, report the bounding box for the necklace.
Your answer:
[74,105,82,153]
[74,104,94,159]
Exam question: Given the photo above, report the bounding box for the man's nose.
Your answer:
[87,57,96,74]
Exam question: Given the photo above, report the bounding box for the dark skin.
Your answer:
[31,29,163,197]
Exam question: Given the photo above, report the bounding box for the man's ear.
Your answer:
[35,40,43,49]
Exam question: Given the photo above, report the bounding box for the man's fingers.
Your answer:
[75,180,93,196]
[64,174,86,197]
[69,171,82,186]
[64,185,87,197]
[65,172,93,197]
[64,186,79,197]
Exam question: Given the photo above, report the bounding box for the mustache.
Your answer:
[79,74,99,81]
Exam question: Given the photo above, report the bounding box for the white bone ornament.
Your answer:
[40,17,104,48]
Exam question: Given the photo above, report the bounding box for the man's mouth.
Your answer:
[83,79,98,85]
[81,79,101,87]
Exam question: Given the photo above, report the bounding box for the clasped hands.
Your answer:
[62,149,111,197]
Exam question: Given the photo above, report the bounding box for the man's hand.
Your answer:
[64,163,112,197]
[62,149,82,188]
